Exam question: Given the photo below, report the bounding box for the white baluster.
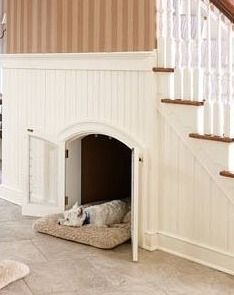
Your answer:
[183,0,193,99]
[174,0,184,99]
[166,0,175,68]
[157,0,167,67]
[204,4,213,135]
[224,23,234,138]
[213,13,224,136]
[193,0,204,102]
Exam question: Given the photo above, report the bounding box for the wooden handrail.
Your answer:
[210,0,234,23]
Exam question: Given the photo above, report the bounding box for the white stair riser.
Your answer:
[190,140,234,172]
[162,104,204,133]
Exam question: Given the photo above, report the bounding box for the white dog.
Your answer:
[59,199,130,227]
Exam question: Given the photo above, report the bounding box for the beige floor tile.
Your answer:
[0,204,22,222]
[0,240,47,264]
[32,235,104,261]
[0,280,32,295]
[25,258,112,294]
[1,198,234,295]
[0,220,38,242]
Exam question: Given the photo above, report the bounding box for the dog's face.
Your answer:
[59,203,86,227]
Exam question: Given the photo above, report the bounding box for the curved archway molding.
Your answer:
[58,120,145,152]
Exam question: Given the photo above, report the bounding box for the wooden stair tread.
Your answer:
[161,99,204,106]
[152,67,174,73]
[189,133,234,143]
[220,171,234,178]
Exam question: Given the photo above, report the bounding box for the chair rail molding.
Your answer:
[0,52,157,71]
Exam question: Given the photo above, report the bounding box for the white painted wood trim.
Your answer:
[58,120,144,150]
[157,103,234,205]
[0,51,157,71]
[158,232,234,275]
[143,231,158,251]
[0,185,23,206]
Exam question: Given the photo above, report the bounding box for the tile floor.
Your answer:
[0,198,234,294]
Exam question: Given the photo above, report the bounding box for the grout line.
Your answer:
[31,239,48,262]
[22,279,34,295]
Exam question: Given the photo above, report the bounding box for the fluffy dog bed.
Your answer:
[0,260,30,290]
[33,214,131,249]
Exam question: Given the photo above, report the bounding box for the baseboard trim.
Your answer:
[143,232,158,251]
[158,232,234,275]
[0,185,23,206]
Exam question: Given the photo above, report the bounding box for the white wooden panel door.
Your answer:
[132,148,140,262]
[65,139,82,209]
[23,134,64,216]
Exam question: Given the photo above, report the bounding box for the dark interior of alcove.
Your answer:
[81,134,132,204]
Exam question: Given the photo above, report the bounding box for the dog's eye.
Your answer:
[66,218,69,221]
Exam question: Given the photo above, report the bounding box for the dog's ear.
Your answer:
[72,202,79,209]
[77,206,83,217]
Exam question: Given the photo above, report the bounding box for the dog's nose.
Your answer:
[58,220,61,225]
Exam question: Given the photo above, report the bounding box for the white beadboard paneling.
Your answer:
[210,185,229,252]
[2,52,234,273]
[193,164,212,245]
[158,113,234,272]
[228,203,234,253]
[1,53,158,250]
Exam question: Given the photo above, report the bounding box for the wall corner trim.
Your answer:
[0,52,157,71]
[143,232,159,251]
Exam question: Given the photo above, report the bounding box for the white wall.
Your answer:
[0,52,159,249]
[1,52,234,273]
[157,112,234,274]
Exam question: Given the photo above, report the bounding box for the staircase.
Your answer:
[155,0,234,181]
[154,0,234,274]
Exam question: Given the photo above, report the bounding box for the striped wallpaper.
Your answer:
[5,0,156,54]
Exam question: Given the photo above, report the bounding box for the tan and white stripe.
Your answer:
[4,0,156,54]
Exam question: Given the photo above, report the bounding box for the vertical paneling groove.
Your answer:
[6,0,156,53]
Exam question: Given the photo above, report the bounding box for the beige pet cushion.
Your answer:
[0,260,30,290]
[33,214,131,249]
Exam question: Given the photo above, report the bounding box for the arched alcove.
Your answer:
[65,134,132,207]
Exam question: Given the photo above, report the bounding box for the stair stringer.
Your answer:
[157,102,234,205]
[157,103,234,274]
